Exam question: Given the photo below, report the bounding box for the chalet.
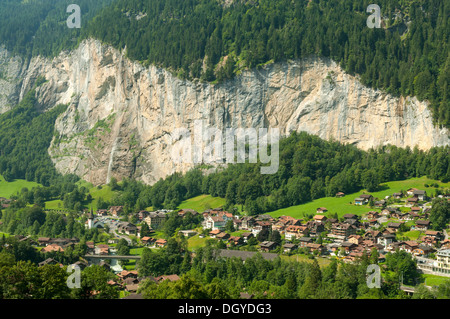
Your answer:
[241,232,254,242]
[217,211,234,222]
[360,194,373,203]
[155,239,167,248]
[141,236,154,245]
[406,197,419,206]
[336,192,345,198]
[304,221,323,238]
[38,237,51,246]
[144,211,167,228]
[412,245,434,257]
[209,229,222,238]
[38,258,60,267]
[326,243,341,255]
[272,220,288,232]
[97,209,109,216]
[306,243,324,254]
[316,207,328,214]
[400,212,413,221]
[86,241,95,252]
[96,244,109,255]
[331,223,357,239]
[136,210,149,221]
[109,206,123,217]
[233,218,242,230]
[324,219,339,231]
[392,192,403,199]
[298,237,314,248]
[41,243,64,253]
[341,242,357,254]
[106,238,119,247]
[348,235,363,245]
[241,216,255,230]
[374,200,386,207]
[368,219,380,228]
[283,243,297,253]
[378,233,396,247]
[117,222,138,236]
[413,190,427,201]
[421,235,439,247]
[228,236,244,246]
[381,207,398,216]
[204,215,226,231]
[424,230,444,241]
[343,213,358,221]
[407,188,419,196]
[399,241,420,253]
[216,232,230,240]
[259,241,277,252]
[177,209,198,217]
[354,198,365,205]
[285,225,309,240]
[313,215,327,222]
[414,220,431,231]
[386,222,402,232]
[410,206,422,214]
[252,221,272,236]
[367,211,380,219]
[442,240,450,250]
[118,270,139,281]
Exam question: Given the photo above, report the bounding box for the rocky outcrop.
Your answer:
[1,39,449,185]
[0,46,28,113]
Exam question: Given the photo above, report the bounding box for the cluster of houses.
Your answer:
[190,195,449,273]
[108,270,180,295]
[36,236,80,253]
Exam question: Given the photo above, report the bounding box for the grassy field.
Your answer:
[422,274,450,287]
[280,254,333,267]
[178,194,226,212]
[0,174,42,198]
[187,234,210,251]
[87,185,116,210]
[269,176,449,219]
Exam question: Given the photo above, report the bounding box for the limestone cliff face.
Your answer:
[2,39,449,185]
[0,46,28,114]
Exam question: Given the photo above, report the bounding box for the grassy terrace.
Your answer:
[0,174,41,198]
[268,177,449,219]
[178,194,226,212]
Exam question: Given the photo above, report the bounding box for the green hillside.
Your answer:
[269,176,449,219]
[0,174,41,199]
[178,194,226,213]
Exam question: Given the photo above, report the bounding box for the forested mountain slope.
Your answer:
[0,0,448,128]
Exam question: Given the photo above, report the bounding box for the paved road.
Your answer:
[101,216,133,246]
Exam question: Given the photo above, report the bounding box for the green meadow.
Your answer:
[0,174,42,198]
[268,176,449,219]
[177,194,226,212]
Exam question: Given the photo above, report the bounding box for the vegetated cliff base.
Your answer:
[1,39,448,185]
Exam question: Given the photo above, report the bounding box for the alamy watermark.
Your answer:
[67,4,81,29]
[366,264,381,288]
[169,120,280,175]
[66,264,81,288]
[367,4,381,29]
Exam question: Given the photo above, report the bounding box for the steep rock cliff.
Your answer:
[2,39,449,185]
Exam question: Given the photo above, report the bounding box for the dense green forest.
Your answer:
[0,0,448,127]
[0,87,68,186]
[142,131,449,215]
[2,233,449,299]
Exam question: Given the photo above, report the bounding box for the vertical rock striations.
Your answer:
[0,39,448,185]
